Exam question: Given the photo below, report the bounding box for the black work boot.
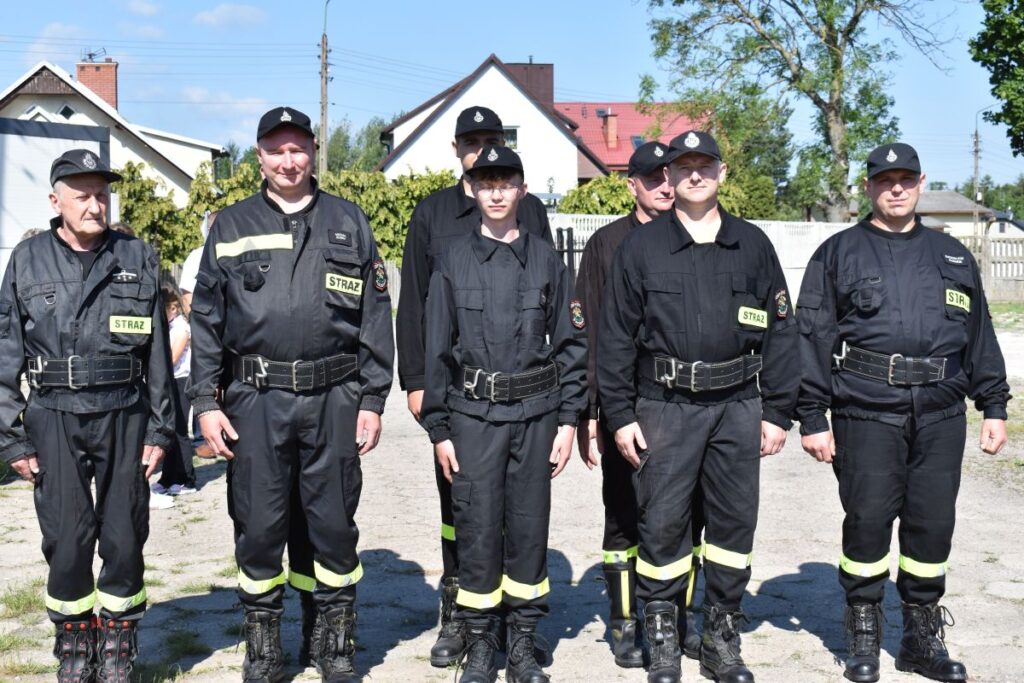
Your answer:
[298,591,319,667]
[54,618,96,683]
[644,600,682,683]
[242,611,284,683]
[95,618,137,683]
[895,603,967,682]
[430,577,466,667]
[699,605,754,683]
[459,618,501,683]
[315,608,360,683]
[506,621,550,683]
[680,562,702,660]
[603,562,643,668]
[844,603,882,682]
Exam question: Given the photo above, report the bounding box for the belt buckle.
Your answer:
[27,356,44,389]
[291,360,314,392]
[66,354,84,390]
[689,360,704,392]
[252,357,269,388]
[486,371,502,402]
[887,353,904,385]
[464,368,483,399]
[832,340,848,369]
[658,358,678,389]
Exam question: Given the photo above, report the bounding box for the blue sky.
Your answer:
[1,0,1020,186]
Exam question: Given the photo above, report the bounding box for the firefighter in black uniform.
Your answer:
[797,143,1009,683]
[0,150,175,681]
[188,107,394,683]
[420,146,586,683]
[396,106,553,666]
[599,131,798,683]
[576,141,705,667]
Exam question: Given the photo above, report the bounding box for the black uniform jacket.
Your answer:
[420,229,587,444]
[576,210,641,420]
[0,222,176,463]
[396,183,552,392]
[187,182,394,415]
[796,216,1010,435]
[598,207,798,434]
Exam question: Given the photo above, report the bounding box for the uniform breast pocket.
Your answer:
[642,274,686,334]
[108,283,155,349]
[18,282,58,320]
[323,249,364,312]
[455,289,486,348]
[839,271,883,317]
[519,288,547,348]
[732,272,769,335]
[939,264,973,325]
[236,250,271,292]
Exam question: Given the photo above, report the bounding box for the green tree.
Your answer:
[971,1,1024,155]
[957,174,1024,215]
[349,116,389,172]
[558,174,634,215]
[325,120,355,172]
[645,0,944,220]
[111,161,187,267]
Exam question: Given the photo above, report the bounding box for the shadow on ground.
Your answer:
[545,549,604,662]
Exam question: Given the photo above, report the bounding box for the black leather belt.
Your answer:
[649,353,762,392]
[232,353,358,391]
[27,355,143,389]
[460,363,559,403]
[834,342,958,386]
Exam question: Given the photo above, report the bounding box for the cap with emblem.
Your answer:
[468,145,523,176]
[628,141,682,177]
[866,142,920,179]
[257,106,315,141]
[455,106,504,137]
[49,149,122,186]
[668,130,721,161]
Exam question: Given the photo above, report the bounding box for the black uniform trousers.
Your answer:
[157,376,196,489]
[450,409,556,627]
[435,457,459,579]
[226,379,363,615]
[832,412,966,606]
[25,399,150,623]
[634,397,760,611]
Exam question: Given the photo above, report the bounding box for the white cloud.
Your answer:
[24,22,82,67]
[118,22,164,39]
[181,86,267,117]
[193,4,267,27]
[127,0,159,16]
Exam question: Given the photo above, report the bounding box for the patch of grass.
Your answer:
[146,576,166,588]
[179,581,215,595]
[165,629,213,659]
[132,660,182,683]
[185,514,207,524]
[0,578,45,619]
[224,622,244,637]
[217,562,237,579]
[0,631,39,650]
[0,658,53,676]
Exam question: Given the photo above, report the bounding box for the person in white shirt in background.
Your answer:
[177,211,216,458]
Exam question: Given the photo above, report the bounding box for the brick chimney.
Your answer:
[76,57,118,109]
[602,110,618,149]
[505,60,554,107]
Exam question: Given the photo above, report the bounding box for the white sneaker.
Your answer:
[149,491,175,510]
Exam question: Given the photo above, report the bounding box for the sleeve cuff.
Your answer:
[399,374,425,392]
[799,412,831,436]
[1,439,36,465]
[143,430,173,451]
[605,410,637,434]
[982,404,1008,420]
[427,423,451,444]
[587,402,599,420]
[359,395,386,414]
[558,410,581,426]
[191,396,221,415]
[761,405,793,431]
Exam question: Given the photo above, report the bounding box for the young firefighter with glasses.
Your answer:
[420,146,586,683]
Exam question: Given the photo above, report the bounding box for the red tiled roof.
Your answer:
[554,102,698,171]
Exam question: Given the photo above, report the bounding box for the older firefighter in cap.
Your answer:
[0,149,175,680]
[599,130,798,683]
[798,142,1009,683]
[188,106,394,683]
[396,105,553,666]
[421,145,586,683]
[576,140,706,667]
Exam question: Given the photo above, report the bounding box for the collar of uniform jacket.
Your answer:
[664,204,742,251]
[48,215,111,254]
[470,226,529,265]
[260,177,322,216]
[454,180,477,218]
[859,214,925,241]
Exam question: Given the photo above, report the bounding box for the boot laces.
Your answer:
[921,605,955,655]
[458,628,500,677]
[509,627,549,668]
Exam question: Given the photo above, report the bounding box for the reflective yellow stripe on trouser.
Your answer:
[46,590,96,616]
[840,553,890,578]
[502,575,550,601]
[441,524,456,542]
[96,587,147,614]
[899,555,948,578]
[288,569,316,592]
[457,585,503,609]
[313,561,364,588]
[602,546,638,564]
[636,554,694,582]
[238,569,286,595]
[704,543,752,570]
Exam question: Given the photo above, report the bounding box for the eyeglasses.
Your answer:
[473,184,521,198]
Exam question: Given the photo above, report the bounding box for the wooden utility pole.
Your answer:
[318,0,331,178]
[972,127,981,237]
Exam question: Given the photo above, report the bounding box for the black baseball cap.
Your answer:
[50,149,121,186]
[628,141,682,177]
[469,146,523,176]
[866,143,921,179]
[455,106,503,137]
[669,130,721,161]
[257,106,315,141]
